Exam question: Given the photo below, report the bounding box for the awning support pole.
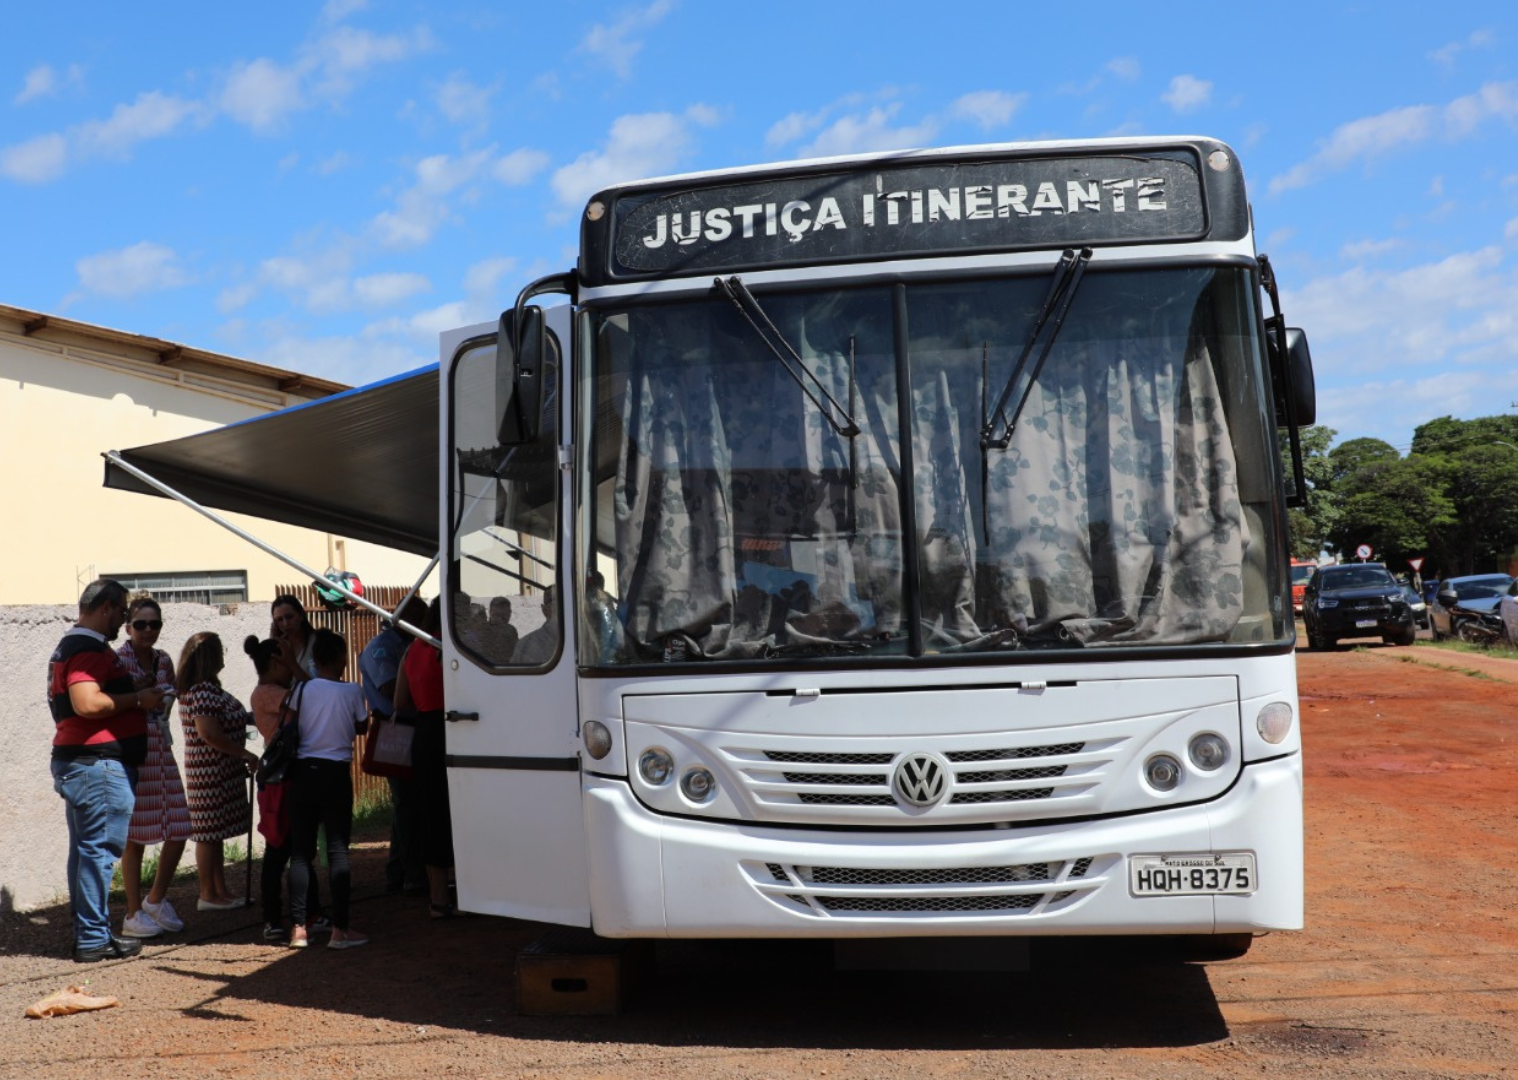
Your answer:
[104,451,440,647]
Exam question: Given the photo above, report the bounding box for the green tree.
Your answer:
[1329,455,1456,569]
[1279,424,1338,559]
[1410,415,1518,457]
[1436,444,1518,576]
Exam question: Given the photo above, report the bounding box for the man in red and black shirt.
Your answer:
[49,579,168,963]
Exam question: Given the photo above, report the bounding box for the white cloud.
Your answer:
[494,147,550,186]
[14,63,81,104]
[464,257,517,298]
[950,90,1027,130]
[217,281,258,314]
[767,108,826,148]
[1285,246,1518,443]
[1285,247,1518,369]
[579,0,676,79]
[365,301,472,342]
[76,242,190,298]
[322,0,368,23]
[259,331,426,386]
[798,104,938,158]
[303,24,434,101]
[0,133,67,183]
[75,91,208,159]
[247,242,358,313]
[1107,57,1140,81]
[1270,82,1518,195]
[1505,216,1518,240]
[1430,28,1495,67]
[551,108,710,210]
[352,272,431,306]
[1340,238,1402,260]
[436,72,495,126]
[371,148,494,248]
[221,58,305,133]
[1161,74,1212,114]
[317,150,352,175]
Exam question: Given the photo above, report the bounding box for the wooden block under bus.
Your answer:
[515,933,650,1016]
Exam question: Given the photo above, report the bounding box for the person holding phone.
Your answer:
[115,597,192,939]
[270,594,318,681]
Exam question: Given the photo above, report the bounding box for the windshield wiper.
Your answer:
[715,276,860,438]
[980,247,1092,451]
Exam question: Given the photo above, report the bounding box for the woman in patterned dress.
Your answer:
[115,598,193,938]
[177,632,259,909]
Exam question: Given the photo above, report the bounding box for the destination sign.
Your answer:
[608,153,1207,276]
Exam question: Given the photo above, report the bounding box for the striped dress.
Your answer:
[181,681,253,842]
[116,644,192,846]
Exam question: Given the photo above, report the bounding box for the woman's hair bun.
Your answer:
[243,634,260,656]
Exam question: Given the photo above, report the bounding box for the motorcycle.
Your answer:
[1451,604,1504,646]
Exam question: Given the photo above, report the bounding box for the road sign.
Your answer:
[1356,544,1372,560]
[1408,557,1425,572]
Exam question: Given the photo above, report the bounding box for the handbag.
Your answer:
[255,684,303,847]
[360,711,414,780]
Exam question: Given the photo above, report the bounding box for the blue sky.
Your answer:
[4,2,1516,452]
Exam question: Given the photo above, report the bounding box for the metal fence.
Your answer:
[277,583,415,806]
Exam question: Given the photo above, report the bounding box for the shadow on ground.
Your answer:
[3,847,1230,1052]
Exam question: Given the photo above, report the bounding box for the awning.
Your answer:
[104,365,440,556]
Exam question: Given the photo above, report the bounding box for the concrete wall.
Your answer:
[1,602,277,914]
[1,324,433,604]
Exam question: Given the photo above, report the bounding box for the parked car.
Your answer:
[1400,585,1430,631]
[1499,581,1518,646]
[1289,560,1316,615]
[1429,574,1515,640]
[1302,563,1416,649]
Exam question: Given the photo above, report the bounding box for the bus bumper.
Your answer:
[583,754,1302,939]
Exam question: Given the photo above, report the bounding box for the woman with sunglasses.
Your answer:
[178,632,259,910]
[270,594,318,681]
[114,598,192,939]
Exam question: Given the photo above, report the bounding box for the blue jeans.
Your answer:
[51,757,137,948]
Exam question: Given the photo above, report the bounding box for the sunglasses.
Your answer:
[131,619,163,632]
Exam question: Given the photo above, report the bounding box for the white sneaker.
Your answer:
[142,897,184,932]
[121,911,163,939]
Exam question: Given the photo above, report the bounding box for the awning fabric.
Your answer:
[104,365,440,556]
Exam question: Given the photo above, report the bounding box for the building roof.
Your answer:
[0,302,349,403]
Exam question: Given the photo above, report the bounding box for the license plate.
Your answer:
[1355,618,1377,628]
[1129,853,1256,896]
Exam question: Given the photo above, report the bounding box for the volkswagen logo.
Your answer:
[892,752,950,808]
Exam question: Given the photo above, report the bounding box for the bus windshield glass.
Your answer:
[582,264,1284,665]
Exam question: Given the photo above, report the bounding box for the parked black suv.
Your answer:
[1302,563,1415,649]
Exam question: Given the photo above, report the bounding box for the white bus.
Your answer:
[110,137,1315,957]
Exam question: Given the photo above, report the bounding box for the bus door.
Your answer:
[439,313,589,926]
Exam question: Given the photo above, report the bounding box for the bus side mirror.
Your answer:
[1268,323,1316,428]
[1284,328,1316,426]
[497,306,545,445]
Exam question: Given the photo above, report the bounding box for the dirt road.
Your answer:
[3,643,1516,1079]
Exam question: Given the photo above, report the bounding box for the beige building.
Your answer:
[0,303,433,604]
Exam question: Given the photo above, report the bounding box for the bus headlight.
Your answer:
[1144,754,1182,792]
[680,767,717,803]
[582,721,612,760]
[638,747,674,785]
[1188,733,1229,771]
[1256,702,1294,744]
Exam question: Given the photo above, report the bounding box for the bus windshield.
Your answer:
[582,264,1285,665]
